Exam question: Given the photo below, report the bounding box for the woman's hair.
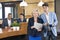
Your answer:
[32,9,39,16]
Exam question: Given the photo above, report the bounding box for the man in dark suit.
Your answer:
[17,13,26,23]
[17,13,26,40]
[2,13,14,28]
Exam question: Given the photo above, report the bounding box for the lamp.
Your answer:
[38,0,44,6]
[20,0,28,6]
[20,0,28,18]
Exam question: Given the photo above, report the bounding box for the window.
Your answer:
[0,3,2,19]
[5,7,13,18]
[1,2,17,19]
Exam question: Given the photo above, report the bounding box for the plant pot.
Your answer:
[12,26,20,31]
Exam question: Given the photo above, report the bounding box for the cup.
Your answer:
[16,27,20,31]
[12,27,17,31]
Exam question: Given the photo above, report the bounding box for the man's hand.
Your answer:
[49,24,54,27]
[52,24,54,27]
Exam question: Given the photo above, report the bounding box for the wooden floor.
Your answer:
[22,34,60,40]
[57,35,60,40]
[0,35,60,40]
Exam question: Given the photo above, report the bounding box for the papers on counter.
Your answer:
[34,22,43,30]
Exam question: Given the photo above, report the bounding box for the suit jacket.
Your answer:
[2,18,14,28]
[28,17,44,37]
[17,18,26,23]
[39,12,58,36]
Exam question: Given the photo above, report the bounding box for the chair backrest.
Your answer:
[25,15,32,22]
[0,20,3,24]
[20,22,28,29]
[0,20,3,28]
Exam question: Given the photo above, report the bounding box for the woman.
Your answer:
[28,9,44,40]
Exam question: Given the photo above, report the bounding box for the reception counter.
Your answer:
[0,22,27,39]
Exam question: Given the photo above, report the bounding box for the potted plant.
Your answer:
[11,20,20,31]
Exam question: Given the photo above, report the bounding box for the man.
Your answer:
[17,13,26,23]
[2,13,14,28]
[17,13,26,40]
[39,3,58,40]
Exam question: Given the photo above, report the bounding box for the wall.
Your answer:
[56,0,60,32]
[25,3,54,15]
[0,0,54,18]
[24,0,54,18]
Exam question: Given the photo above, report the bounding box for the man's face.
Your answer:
[43,6,48,12]
[8,15,12,19]
[20,15,23,19]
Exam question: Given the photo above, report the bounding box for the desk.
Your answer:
[0,22,28,39]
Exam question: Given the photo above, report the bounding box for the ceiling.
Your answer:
[0,0,54,3]
[0,0,22,2]
[25,0,54,3]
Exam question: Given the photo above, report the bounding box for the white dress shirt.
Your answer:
[45,13,49,23]
[7,19,11,27]
[21,19,23,22]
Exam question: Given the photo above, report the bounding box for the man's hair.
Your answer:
[20,13,24,16]
[8,13,12,16]
[42,2,49,7]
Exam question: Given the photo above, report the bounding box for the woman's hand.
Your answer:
[37,29,42,31]
[31,26,35,29]
[43,23,48,26]
[5,26,8,29]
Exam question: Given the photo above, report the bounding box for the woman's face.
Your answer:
[33,12,39,18]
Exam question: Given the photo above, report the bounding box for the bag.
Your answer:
[31,28,39,37]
